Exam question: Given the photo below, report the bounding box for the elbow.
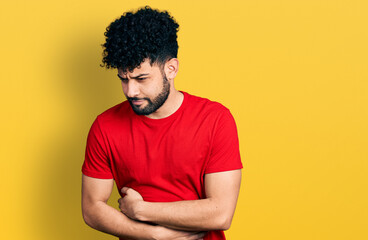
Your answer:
[219,218,232,231]
[222,220,232,231]
[215,213,233,231]
[82,208,92,227]
[82,199,110,230]
[82,205,96,229]
[209,200,236,231]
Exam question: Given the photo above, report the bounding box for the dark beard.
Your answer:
[128,75,170,115]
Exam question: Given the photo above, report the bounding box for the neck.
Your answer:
[146,89,184,119]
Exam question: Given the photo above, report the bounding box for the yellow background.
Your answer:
[1,0,367,239]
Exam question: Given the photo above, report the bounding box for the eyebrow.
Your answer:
[117,73,149,80]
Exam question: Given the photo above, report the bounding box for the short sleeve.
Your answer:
[82,117,113,179]
[205,109,243,174]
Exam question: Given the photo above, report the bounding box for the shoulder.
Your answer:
[93,100,132,128]
[184,92,231,118]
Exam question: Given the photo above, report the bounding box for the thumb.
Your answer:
[121,187,130,194]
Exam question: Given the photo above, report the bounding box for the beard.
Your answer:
[128,74,171,115]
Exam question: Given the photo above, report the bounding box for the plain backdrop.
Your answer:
[1,0,367,239]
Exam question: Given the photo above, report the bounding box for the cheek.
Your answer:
[121,83,128,95]
[139,82,156,95]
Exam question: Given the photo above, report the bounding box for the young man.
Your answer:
[81,6,243,240]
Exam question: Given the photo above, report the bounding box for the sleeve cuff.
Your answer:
[82,168,114,179]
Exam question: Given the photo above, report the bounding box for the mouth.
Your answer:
[128,98,147,106]
[131,99,145,105]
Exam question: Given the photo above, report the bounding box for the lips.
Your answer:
[131,99,145,105]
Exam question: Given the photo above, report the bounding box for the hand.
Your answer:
[153,225,206,240]
[118,187,144,220]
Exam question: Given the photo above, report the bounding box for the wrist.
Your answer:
[151,225,164,240]
[135,201,149,221]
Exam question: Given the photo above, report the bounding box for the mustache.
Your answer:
[128,97,149,101]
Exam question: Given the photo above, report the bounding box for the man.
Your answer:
[81,6,243,240]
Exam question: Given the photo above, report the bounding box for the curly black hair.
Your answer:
[101,6,179,72]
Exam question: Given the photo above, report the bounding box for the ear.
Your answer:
[164,58,179,81]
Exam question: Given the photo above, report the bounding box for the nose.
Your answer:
[123,80,140,98]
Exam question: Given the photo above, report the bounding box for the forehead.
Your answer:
[118,59,162,77]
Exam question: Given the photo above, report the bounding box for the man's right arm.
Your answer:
[81,174,205,240]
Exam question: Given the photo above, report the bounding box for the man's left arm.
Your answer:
[119,169,241,232]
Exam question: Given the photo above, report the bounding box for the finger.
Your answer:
[121,187,130,194]
[187,235,203,240]
[194,232,206,240]
[184,232,202,240]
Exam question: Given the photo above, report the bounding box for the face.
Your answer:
[117,60,171,115]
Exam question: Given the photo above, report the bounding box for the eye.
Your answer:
[117,74,128,82]
[137,78,147,81]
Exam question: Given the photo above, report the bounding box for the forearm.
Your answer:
[119,170,241,232]
[82,175,207,240]
[83,200,158,240]
[135,198,231,232]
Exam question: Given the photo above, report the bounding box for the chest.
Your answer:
[108,118,214,189]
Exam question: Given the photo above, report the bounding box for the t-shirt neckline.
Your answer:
[135,91,189,124]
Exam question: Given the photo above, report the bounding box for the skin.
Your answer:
[82,175,206,240]
[117,58,183,119]
[118,170,242,232]
[82,58,242,239]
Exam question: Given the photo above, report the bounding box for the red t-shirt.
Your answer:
[82,91,243,239]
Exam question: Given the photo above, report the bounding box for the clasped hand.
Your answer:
[118,187,207,240]
[118,187,145,220]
